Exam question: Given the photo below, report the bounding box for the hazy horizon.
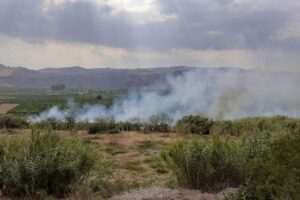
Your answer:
[0,63,297,73]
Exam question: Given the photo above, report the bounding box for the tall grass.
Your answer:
[0,130,102,197]
[163,129,300,199]
[162,137,244,191]
[211,116,300,136]
[226,130,300,200]
[175,115,213,135]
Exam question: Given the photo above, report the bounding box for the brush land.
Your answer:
[0,89,299,200]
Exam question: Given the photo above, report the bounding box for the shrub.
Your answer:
[162,137,243,191]
[211,116,300,136]
[108,129,120,134]
[32,118,65,130]
[118,121,142,132]
[0,130,102,197]
[164,126,300,199]
[175,115,214,135]
[0,114,29,129]
[87,119,117,134]
[88,124,102,134]
[147,114,173,132]
[162,131,282,193]
[227,130,300,200]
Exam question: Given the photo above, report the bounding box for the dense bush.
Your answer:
[162,137,244,191]
[0,114,29,129]
[0,130,103,197]
[175,115,214,134]
[87,119,118,134]
[227,130,300,200]
[173,115,300,136]
[164,129,300,199]
[147,114,173,132]
[211,116,300,136]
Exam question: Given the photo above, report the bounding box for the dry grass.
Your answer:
[57,131,184,188]
[0,103,18,114]
[3,130,185,198]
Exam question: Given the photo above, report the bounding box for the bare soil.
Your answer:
[0,104,18,114]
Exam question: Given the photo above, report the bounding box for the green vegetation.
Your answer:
[144,156,168,174]
[163,127,300,199]
[123,161,145,172]
[0,130,108,198]
[226,131,300,200]
[103,142,128,156]
[0,88,299,200]
[175,115,300,136]
[0,114,29,129]
[0,90,124,116]
[138,141,158,152]
[33,114,174,134]
[175,115,214,135]
[211,115,300,136]
[87,119,118,134]
[162,137,243,191]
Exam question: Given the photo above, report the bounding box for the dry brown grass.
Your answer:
[4,130,187,199]
[0,103,18,114]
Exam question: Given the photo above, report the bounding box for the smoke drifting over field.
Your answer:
[29,69,300,122]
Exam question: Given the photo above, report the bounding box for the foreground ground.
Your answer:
[109,187,228,200]
[67,131,184,188]
[9,130,228,200]
[65,131,231,200]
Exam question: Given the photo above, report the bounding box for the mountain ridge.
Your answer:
[0,64,297,89]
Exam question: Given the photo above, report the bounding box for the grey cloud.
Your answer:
[0,0,299,51]
[0,0,48,41]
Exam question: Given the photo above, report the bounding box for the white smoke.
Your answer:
[29,68,300,122]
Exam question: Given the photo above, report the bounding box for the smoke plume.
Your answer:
[29,68,300,122]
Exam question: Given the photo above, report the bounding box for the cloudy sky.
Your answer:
[0,0,300,70]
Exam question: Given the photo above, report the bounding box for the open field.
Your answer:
[0,103,18,114]
[0,90,298,200]
[1,130,231,200]
[2,122,298,200]
[8,130,184,188]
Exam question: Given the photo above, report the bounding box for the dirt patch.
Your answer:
[108,187,228,200]
[98,132,183,147]
[91,132,184,186]
[0,103,18,114]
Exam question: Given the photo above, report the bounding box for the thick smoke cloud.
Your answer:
[29,69,300,123]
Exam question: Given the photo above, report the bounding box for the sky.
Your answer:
[0,0,300,70]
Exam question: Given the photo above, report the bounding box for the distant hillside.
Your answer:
[0,64,297,90]
[0,65,198,89]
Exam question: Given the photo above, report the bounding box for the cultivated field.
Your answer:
[0,103,18,114]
